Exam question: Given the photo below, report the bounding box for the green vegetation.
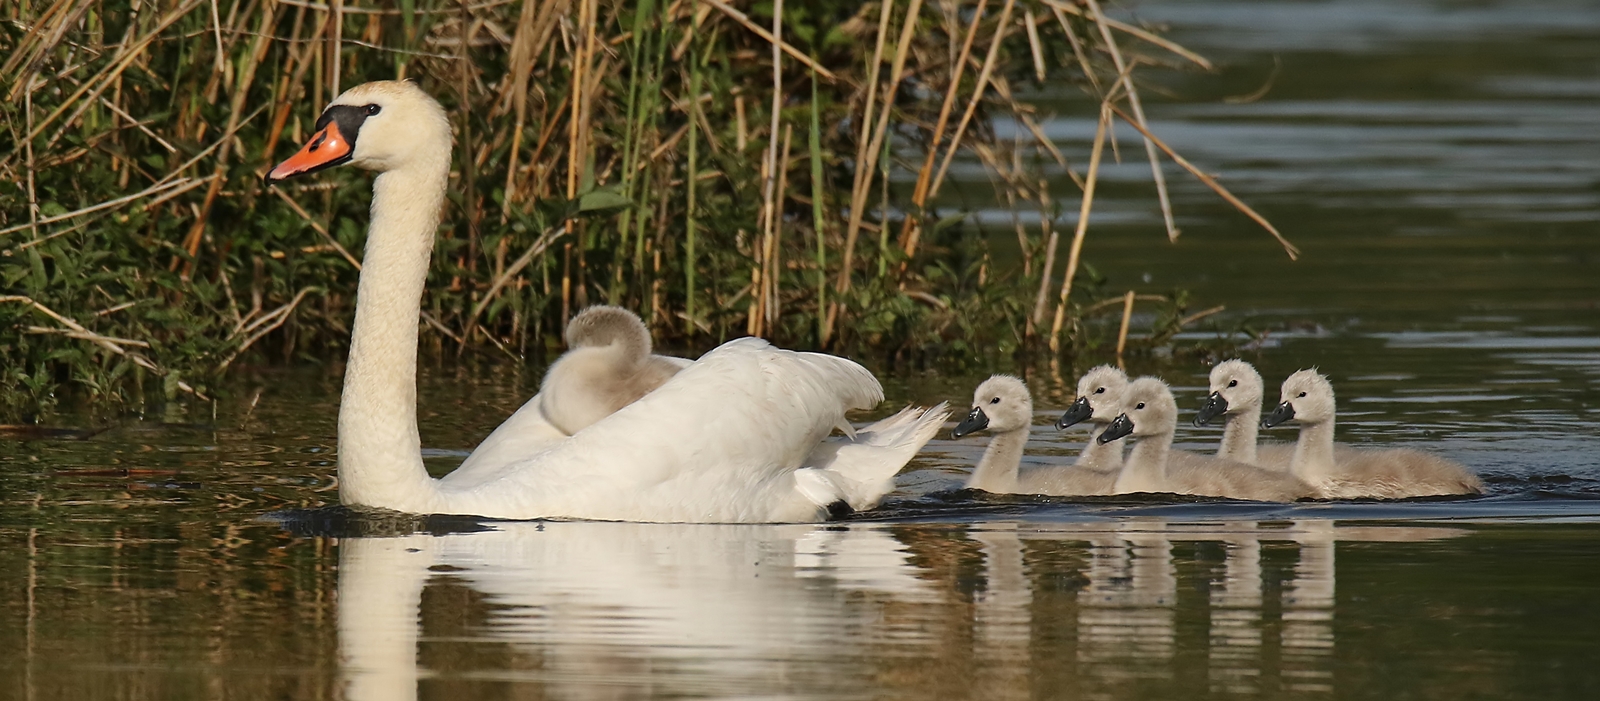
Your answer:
[0,0,1290,420]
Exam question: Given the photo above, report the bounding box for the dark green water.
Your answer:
[3,1,1599,699]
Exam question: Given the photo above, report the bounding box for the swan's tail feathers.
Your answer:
[800,403,951,511]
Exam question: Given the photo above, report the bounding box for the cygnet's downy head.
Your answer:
[266,80,452,183]
[1057,365,1129,430]
[564,305,652,356]
[1262,369,1336,428]
[1097,377,1178,445]
[1194,359,1265,427]
[952,375,1033,438]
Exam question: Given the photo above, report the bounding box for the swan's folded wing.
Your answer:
[446,337,885,522]
[443,392,568,489]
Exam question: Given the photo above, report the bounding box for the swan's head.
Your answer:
[1057,365,1128,430]
[952,375,1033,438]
[266,80,452,183]
[1097,377,1177,445]
[1194,359,1264,426]
[1263,369,1335,428]
[565,305,652,356]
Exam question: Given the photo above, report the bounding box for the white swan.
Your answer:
[950,374,1117,496]
[448,305,688,487]
[1055,364,1130,475]
[1097,378,1315,502]
[1193,360,1297,469]
[1262,370,1484,499]
[265,80,947,522]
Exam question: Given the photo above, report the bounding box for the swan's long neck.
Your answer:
[1114,431,1172,494]
[1290,417,1338,485]
[1077,423,1123,470]
[968,426,1027,493]
[338,163,449,510]
[1218,403,1261,464]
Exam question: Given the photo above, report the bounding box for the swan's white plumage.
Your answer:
[275,81,941,523]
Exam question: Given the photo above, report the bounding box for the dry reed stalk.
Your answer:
[734,95,747,151]
[821,0,892,344]
[0,295,205,398]
[897,0,988,256]
[1023,9,1046,82]
[917,0,1015,261]
[181,1,278,278]
[499,0,544,221]
[756,0,784,335]
[329,0,344,96]
[1114,289,1135,367]
[1178,304,1225,328]
[1041,0,1214,71]
[701,0,836,80]
[462,226,567,338]
[1048,104,1110,352]
[1084,0,1177,242]
[1028,176,1058,332]
[19,0,202,151]
[765,122,794,333]
[1051,5,1101,94]
[1107,104,1299,259]
[838,0,928,318]
[1082,293,1165,315]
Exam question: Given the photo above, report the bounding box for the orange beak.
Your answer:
[266,121,354,184]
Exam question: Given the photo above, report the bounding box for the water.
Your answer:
[3,0,1599,698]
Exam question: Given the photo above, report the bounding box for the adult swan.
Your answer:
[266,81,947,523]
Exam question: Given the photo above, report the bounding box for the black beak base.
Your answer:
[1097,413,1135,444]
[952,407,990,439]
[1262,401,1296,428]
[1056,396,1094,430]
[1193,391,1229,427]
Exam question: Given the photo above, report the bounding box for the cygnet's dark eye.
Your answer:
[1094,387,1105,394]
[1135,402,1146,410]
[365,104,381,116]
[1227,380,1238,388]
[1297,392,1307,398]
[989,397,1000,405]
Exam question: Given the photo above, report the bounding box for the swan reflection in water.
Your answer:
[331,518,1463,699]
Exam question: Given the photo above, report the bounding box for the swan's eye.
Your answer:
[1227,380,1238,388]
[1297,392,1307,398]
[1094,387,1105,394]
[989,397,1000,405]
[1135,402,1145,410]
[365,104,382,116]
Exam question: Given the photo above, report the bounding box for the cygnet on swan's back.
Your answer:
[1263,369,1483,499]
[952,374,1119,496]
[540,305,690,435]
[448,306,687,487]
[1098,377,1315,503]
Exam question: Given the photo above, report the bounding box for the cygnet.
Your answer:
[1098,377,1316,502]
[1263,369,1484,499]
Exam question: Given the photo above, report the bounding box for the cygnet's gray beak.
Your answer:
[1262,401,1296,428]
[951,407,989,438]
[1056,396,1093,430]
[1193,391,1229,427]
[1097,413,1135,444]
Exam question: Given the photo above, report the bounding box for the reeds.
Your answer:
[0,0,1290,418]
